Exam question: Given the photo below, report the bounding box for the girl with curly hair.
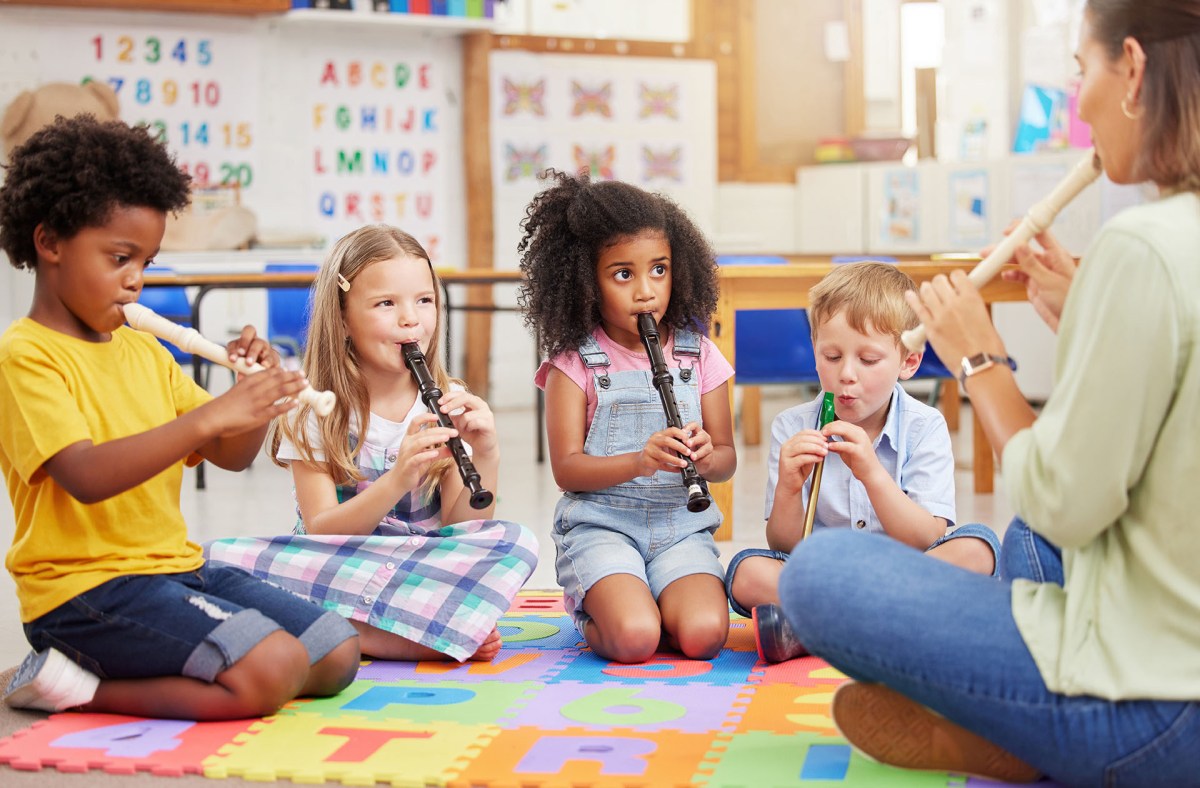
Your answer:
[519,170,735,663]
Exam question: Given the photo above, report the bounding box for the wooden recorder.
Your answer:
[122,302,336,417]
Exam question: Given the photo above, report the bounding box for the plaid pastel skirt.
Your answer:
[205,519,538,662]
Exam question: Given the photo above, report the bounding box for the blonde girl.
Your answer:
[208,225,538,662]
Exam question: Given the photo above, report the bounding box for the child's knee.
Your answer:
[936,536,997,576]
[221,631,310,716]
[597,616,661,663]
[964,538,998,576]
[311,637,361,697]
[729,562,776,611]
[675,612,729,660]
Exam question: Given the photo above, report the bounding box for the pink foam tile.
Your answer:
[0,713,255,776]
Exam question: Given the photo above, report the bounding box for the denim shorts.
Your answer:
[23,564,356,682]
[724,522,1002,618]
[552,487,724,632]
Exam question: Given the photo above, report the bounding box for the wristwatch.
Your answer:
[959,353,1017,386]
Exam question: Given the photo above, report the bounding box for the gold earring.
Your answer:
[1121,96,1140,120]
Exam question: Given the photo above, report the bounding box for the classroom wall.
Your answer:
[0,1,1118,410]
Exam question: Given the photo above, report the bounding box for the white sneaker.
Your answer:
[4,649,100,712]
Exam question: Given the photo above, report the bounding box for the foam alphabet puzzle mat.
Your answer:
[0,591,1059,786]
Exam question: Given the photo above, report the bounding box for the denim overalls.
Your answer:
[552,329,725,630]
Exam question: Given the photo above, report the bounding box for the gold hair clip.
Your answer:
[337,273,351,292]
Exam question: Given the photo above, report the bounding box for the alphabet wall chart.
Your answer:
[307,42,450,258]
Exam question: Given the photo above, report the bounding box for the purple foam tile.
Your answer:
[503,681,744,734]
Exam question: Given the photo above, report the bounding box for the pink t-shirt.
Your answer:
[534,326,734,433]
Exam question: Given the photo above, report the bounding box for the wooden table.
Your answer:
[706,261,1027,539]
[143,263,1028,530]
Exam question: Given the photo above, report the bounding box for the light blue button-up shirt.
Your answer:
[764,383,956,534]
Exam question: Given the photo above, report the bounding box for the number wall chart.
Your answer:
[38,22,261,194]
[308,43,450,261]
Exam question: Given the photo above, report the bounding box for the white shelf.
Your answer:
[276,9,495,35]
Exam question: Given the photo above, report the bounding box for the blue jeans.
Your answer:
[779,519,1200,786]
[725,523,1002,618]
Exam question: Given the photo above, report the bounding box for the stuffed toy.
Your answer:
[2,79,257,250]
[161,198,258,251]
[1,81,120,157]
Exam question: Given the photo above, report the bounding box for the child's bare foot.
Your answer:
[469,628,502,661]
[352,620,451,661]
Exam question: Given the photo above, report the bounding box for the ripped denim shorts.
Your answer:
[23,563,354,682]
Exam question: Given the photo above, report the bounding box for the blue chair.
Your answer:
[264,263,319,361]
[137,268,192,365]
[717,255,960,443]
[137,268,225,389]
[911,343,959,430]
[716,256,821,444]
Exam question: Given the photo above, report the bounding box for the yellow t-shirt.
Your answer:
[0,318,212,622]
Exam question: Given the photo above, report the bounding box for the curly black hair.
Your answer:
[0,115,191,270]
[517,169,719,361]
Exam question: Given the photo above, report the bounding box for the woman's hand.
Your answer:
[905,270,1006,373]
[386,412,456,495]
[995,226,1077,332]
[438,389,498,457]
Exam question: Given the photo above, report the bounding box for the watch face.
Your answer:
[961,353,1015,381]
[961,353,993,378]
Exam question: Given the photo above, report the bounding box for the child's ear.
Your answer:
[898,346,922,381]
[32,223,61,263]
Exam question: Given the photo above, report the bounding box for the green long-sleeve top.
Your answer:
[1004,190,1200,700]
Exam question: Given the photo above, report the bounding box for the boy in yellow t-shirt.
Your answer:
[0,116,359,718]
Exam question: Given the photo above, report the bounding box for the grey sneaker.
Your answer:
[4,649,100,712]
[752,604,808,663]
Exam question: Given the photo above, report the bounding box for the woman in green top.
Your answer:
[778,0,1200,783]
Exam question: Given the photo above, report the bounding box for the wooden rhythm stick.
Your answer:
[801,392,837,541]
[122,302,336,417]
[901,148,1102,353]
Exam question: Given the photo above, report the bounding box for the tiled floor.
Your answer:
[0,385,1014,670]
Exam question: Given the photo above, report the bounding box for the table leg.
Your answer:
[940,377,960,432]
[441,283,453,373]
[742,385,762,446]
[973,409,994,494]
[192,287,209,491]
[709,291,735,541]
[972,304,995,494]
[535,331,545,464]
